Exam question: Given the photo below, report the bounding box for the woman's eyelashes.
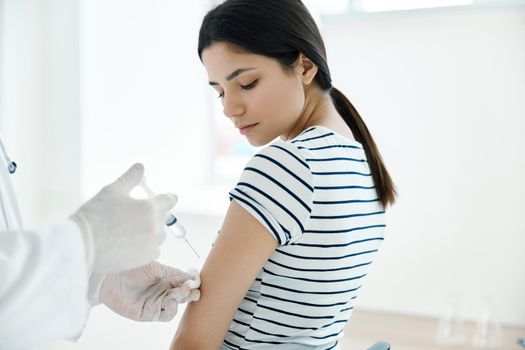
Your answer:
[216,79,259,98]
[240,79,258,90]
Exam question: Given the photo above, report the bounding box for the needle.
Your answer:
[139,178,200,259]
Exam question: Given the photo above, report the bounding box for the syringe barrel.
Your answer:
[139,179,187,239]
[167,215,187,239]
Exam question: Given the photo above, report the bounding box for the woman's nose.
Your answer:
[222,93,245,118]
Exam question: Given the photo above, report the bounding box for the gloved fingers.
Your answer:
[186,267,199,279]
[165,267,200,287]
[178,278,200,303]
[152,193,178,212]
[166,285,191,303]
[148,261,186,282]
[159,298,179,322]
[172,288,200,304]
[140,292,167,322]
[182,268,201,289]
[148,262,196,284]
[107,163,145,194]
[145,262,200,288]
[166,282,200,304]
[187,288,201,302]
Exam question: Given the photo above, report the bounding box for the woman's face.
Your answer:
[202,43,306,146]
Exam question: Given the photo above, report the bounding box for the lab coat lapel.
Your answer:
[0,155,22,230]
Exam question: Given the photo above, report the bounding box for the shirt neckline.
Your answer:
[300,125,364,147]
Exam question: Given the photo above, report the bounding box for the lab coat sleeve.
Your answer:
[0,220,91,350]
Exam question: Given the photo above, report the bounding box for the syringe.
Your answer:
[139,178,200,258]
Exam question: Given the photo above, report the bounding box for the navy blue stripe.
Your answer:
[264,268,367,283]
[252,314,317,330]
[227,330,246,340]
[292,132,334,143]
[298,144,362,151]
[240,297,355,324]
[322,318,350,329]
[233,185,264,209]
[249,278,262,288]
[313,198,379,204]
[269,144,309,169]
[262,281,361,295]
[325,340,339,350]
[230,192,283,245]
[305,224,386,234]
[256,302,334,319]
[232,318,251,327]
[310,210,385,219]
[244,296,258,304]
[254,154,313,191]
[237,307,255,316]
[223,339,240,349]
[279,224,291,238]
[249,324,345,342]
[299,126,317,135]
[314,185,375,190]
[260,291,348,307]
[244,338,286,345]
[276,248,378,260]
[244,167,312,212]
[311,171,371,176]
[341,307,353,312]
[293,237,384,248]
[268,258,372,272]
[247,325,290,338]
[236,184,304,235]
[311,329,343,340]
[305,157,366,163]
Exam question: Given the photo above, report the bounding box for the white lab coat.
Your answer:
[0,155,91,349]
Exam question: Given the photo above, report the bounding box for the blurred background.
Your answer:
[0,0,524,349]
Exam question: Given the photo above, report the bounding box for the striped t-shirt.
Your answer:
[223,125,386,349]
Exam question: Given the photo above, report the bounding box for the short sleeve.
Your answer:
[229,140,314,246]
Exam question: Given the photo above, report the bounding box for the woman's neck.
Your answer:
[284,87,354,141]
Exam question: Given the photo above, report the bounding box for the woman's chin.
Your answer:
[245,136,267,147]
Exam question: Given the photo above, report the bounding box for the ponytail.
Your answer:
[330,87,396,208]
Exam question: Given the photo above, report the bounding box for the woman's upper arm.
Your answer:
[171,200,278,350]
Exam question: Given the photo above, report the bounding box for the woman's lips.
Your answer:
[239,123,258,135]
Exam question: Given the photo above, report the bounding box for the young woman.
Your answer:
[171,0,396,348]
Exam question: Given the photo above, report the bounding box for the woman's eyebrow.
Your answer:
[209,67,256,86]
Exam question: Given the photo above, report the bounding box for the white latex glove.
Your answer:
[70,163,177,273]
[90,261,200,322]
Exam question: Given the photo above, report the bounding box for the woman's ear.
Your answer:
[294,53,318,85]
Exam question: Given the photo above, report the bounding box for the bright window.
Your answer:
[209,92,258,186]
[360,0,474,12]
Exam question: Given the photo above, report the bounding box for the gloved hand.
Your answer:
[70,163,177,273]
[89,261,200,322]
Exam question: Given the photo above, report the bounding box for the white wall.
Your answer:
[80,0,215,209]
[322,5,525,326]
[0,0,81,228]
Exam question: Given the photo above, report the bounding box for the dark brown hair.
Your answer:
[198,0,396,207]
